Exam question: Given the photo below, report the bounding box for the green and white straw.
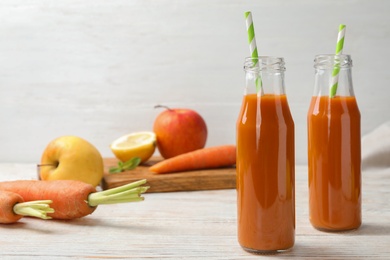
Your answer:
[330,24,346,97]
[245,11,262,94]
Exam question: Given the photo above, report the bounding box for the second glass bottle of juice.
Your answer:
[307,54,361,231]
[236,57,295,253]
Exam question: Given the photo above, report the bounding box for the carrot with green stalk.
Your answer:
[0,179,148,220]
[0,190,54,224]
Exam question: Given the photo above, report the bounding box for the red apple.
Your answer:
[153,105,207,159]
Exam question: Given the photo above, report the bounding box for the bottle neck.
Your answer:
[313,54,354,97]
[244,56,286,95]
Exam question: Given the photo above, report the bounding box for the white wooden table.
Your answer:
[0,164,389,259]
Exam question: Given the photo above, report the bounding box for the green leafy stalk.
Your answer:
[109,157,141,174]
[13,200,55,220]
[87,179,149,207]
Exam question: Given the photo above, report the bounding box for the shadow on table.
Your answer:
[308,222,390,236]
[52,217,167,233]
[355,223,390,236]
[0,220,56,234]
[1,217,166,235]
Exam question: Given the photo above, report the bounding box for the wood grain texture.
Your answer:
[0,164,389,259]
[102,157,236,192]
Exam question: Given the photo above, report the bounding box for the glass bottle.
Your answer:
[236,57,295,253]
[307,54,361,231]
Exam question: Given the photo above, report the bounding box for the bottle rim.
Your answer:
[314,54,352,69]
[244,56,286,72]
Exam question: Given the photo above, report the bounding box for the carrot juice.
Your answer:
[307,95,361,231]
[236,93,295,253]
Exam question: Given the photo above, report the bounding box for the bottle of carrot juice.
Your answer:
[236,57,295,253]
[307,54,361,231]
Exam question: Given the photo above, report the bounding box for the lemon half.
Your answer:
[110,132,156,163]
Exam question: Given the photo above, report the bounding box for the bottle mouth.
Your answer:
[244,56,286,72]
[314,54,352,69]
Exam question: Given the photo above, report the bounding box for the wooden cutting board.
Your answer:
[102,157,236,193]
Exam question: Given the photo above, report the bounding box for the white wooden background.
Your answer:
[0,0,389,164]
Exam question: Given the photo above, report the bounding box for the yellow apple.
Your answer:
[39,136,104,187]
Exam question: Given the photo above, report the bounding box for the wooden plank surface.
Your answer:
[102,157,236,192]
[0,164,389,259]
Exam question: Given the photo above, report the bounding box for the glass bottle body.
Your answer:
[307,54,361,231]
[236,57,295,253]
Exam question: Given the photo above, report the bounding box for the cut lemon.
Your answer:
[110,132,156,163]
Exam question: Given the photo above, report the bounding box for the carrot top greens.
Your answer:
[87,179,149,207]
[13,200,54,220]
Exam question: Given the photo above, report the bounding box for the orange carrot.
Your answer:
[0,191,24,224]
[0,190,53,224]
[0,179,148,220]
[149,145,236,174]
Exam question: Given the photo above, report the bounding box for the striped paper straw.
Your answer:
[330,24,346,97]
[245,11,262,94]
